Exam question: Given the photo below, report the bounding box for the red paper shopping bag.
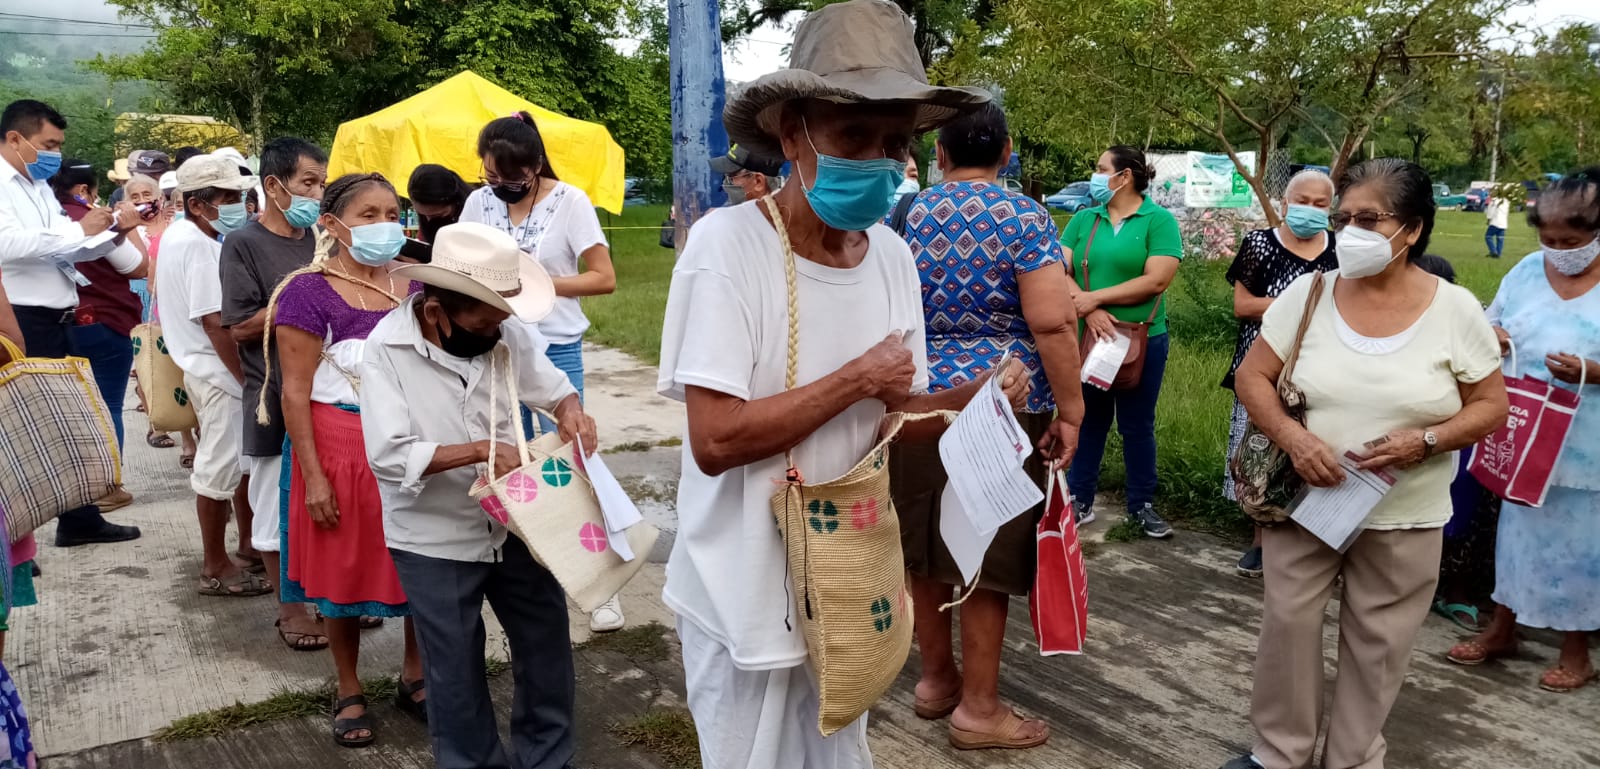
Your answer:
[1031,470,1088,655]
[1470,360,1583,507]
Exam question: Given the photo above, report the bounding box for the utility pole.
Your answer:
[1489,69,1505,185]
[669,0,729,252]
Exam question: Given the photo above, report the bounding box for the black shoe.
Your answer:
[1218,756,1262,769]
[55,521,142,547]
[1073,500,1096,526]
[1127,503,1172,539]
[1236,546,1264,578]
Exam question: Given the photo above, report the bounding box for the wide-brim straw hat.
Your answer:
[391,222,556,323]
[723,0,991,159]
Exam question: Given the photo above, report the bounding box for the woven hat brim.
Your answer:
[725,68,991,158]
[391,257,555,324]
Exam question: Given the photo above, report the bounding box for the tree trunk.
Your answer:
[1330,124,1370,184]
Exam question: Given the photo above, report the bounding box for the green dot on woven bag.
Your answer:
[870,596,893,632]
[173,387,188,406]
[541,457,574,487]
[806,500,839,534]
[156,336,167,354]
[130,337,142,355]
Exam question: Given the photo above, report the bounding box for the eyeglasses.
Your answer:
[479,172,533,190]
[1329,210,1399,231]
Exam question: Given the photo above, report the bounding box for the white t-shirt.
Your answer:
[155,219,241,398]
[1261,272,1500,529]
[1487,198,1510,229]
[657,202,930,670]
[459,182,608,345]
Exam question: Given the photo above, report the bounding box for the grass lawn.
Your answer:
[584,204,1530,536]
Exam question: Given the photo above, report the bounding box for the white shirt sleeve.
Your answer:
[359,342,439,497]
[0,190,93,264]
[504,320,579,412]
[1449,286,1504,383]
[458,188,490,225]
[561,187,608,254]
[1259,272,1318,359]
[658,267,758,402]
[183,246,223,320]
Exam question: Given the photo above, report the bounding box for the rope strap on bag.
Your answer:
[761,194,809,628]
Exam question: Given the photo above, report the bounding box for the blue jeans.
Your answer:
[1067,332,1169,512]
[520,340,585,439]
[70,323,134,450]
[1485,225,1505,258]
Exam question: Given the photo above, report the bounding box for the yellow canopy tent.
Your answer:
[328,71,627,214]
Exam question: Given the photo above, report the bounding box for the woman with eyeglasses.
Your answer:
[1445,168,1600,694]
[458,111,623,633]
[1216,158,1508,769]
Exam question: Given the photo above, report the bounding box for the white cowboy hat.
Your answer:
[391,223,556,323]
[722,0,991,158]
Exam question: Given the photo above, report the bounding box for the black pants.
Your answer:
[12,305,110,536]
[389,535,575,769]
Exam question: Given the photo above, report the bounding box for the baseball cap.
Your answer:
[709,144,785,177]
[158,171,178,192]
[176,153,258,193]
[131,150,172,177]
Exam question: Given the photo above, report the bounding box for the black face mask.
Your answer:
[490,182,531,204]
[136,201,161,221]
[434,316,502,358]
[418,210,459,243]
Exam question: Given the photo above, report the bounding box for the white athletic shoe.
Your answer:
[589,595,625,633]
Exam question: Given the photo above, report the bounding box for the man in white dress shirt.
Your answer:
[0,99,142,547]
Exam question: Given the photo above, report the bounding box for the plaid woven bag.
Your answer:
[0,338,120,542]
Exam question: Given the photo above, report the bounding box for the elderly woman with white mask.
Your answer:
[657,2,1040,767]
[1218,158,1508,769]
[1221,170,1338,577]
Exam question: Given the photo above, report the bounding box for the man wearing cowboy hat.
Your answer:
[360,221,598,769]
[656,2,1042,766]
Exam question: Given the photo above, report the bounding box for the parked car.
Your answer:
[1045,181,1093,213]
[623,176,651,207]
[1002,178,1025,196]
[1463,188,1488,212]
[1433,182,1468,210]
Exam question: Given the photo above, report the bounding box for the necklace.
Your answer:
[324,265,401,311]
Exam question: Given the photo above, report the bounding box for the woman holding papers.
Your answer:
[270,174,424,747]
[1216,159,1507,769]
[1446,168,1600,693]
[1060,146,1183,539]
[891,103,1084,751]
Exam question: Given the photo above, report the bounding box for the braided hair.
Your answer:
[255,172,401,424]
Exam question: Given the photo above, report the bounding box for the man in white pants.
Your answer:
[156,154,270,598]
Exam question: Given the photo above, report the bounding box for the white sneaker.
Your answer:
[589,595,625,633]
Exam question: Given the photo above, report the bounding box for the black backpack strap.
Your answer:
[889,191,918,236]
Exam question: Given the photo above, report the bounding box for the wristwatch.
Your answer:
[1422,430,1439,458]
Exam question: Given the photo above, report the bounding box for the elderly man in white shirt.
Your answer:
[361,222,597,769]
[156,153,270,598]
[0,98,143,547]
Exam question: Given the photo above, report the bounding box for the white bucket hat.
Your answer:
[722,0,991,158]
[391,223,556,323]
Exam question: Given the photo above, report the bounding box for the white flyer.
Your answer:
[1288,452,1397,552]
[938,481,998,587]
[1081,331,1133,390]
[938,374,1044,537]
[575,437,642,562]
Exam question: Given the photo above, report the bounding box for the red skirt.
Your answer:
[286,403,408,611]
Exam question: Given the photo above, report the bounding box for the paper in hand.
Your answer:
[576,437,643,562]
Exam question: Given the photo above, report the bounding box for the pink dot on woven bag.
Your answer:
[504,469,540,503]
[578,522,608,553]
[480,495,510,525]
[851,499,879,530]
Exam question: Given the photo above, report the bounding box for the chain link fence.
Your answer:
[1146,149,1292,261]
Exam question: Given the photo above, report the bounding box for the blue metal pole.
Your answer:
[669,0,729,250]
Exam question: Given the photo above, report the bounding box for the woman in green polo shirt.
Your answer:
[1061,145,1183,538]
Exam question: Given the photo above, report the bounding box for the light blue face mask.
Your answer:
[208,201,249,235]
[1284,204,1329,238]
[1088,171,1123,205]
[17,136,61,182]
[270,177,322,229]
[343,221,406,266]
[799,119,905,232]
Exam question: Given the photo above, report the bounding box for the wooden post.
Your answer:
[669,0,729,252]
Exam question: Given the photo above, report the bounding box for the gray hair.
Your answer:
[1285,169,1335,199]
[124,173,160,196]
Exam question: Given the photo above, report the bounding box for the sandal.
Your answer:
[949,709,1050,751]
[1539,665,1598,693]
[197,570,273,598]
[146,431,175,449]
[275,619,329,652]
[1446,638,1517,666]
[233,553,267,574]
[360,616,385,630]
[914,691,962,720]
[179,451,195,469]
[331,694,375,748]
[394,678,427,724]
[1432,599,1481,632]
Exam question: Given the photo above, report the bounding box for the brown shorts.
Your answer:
[892,411,1052,596]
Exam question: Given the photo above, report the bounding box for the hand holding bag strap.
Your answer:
[0,336,22,365]
[1277,271,1327,393]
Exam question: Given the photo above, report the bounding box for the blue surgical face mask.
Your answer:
[1088,172,1123,205]
[1284,204,1329,239]
[343,221,406,266]
[208,201,249,235]
[798,119,905,232]
[270,177,322,229]
[19,137,61,182]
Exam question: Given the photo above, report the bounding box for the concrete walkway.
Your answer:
[16,343,1599,768]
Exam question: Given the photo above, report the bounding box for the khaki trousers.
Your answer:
[1251,524,1442,769]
